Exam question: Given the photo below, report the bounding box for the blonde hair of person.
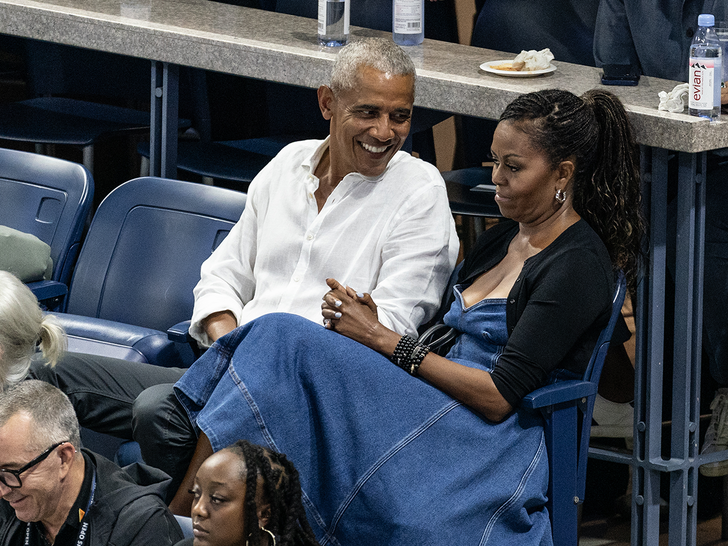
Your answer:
[0,271,66,391]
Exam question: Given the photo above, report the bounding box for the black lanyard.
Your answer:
[25,471,96,546]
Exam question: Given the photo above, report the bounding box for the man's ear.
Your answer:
[318,85,335,121]
[57,442,77,477]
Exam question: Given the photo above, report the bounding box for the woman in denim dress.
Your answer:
[175,89,645,545]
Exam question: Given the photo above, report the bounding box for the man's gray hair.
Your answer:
[0,380,81,452]
[330,38,416,96]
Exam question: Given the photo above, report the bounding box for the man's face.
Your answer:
[320,66,414,179]
[0,413,66,524]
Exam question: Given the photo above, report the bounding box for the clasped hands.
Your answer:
[321,278,379,344]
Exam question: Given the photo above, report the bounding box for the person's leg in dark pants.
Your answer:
[132,383,198,501]
[29,353,186,439]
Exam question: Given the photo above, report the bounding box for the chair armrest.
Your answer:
[27,280,68,311]
[168,320,202,360]
[174,515,193,539]
[521,380,598,410]
[50,313,194,367]
[168,320,191,343]
[51,312,162,342]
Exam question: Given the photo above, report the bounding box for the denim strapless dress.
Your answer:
[176,304,553,545]
[442,285,508,372]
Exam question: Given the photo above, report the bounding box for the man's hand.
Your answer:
[202,310,237,343]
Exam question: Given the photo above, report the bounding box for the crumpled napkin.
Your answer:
[512,48,554,71]
[658,83,689,113]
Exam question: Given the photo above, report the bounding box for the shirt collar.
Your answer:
[302,136,401,188]
[62,451,94,531]
[301,137,329,186]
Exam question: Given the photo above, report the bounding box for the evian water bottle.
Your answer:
[393,0,424,46]
[689,13,722,121]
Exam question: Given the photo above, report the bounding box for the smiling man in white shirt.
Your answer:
[193,42,458,345]
[32,37,459,510]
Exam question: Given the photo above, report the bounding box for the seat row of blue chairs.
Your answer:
[0,146,624,546]
[0,147,246,367]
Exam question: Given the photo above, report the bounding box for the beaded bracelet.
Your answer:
[390,335,430,376]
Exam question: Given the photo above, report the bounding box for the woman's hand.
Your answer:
[322,278,512,420]
[321,278,386,348]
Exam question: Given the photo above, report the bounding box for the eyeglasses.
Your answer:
[0,441,69,489]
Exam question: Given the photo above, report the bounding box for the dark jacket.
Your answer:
[593,0,722,81]
[0,449,183,546]
[457,219,614,406]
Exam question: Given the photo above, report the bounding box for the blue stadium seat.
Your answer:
[521,271,627,545]
[0,147,94,308]
[48,176,247,367]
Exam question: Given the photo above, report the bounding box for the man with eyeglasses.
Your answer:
[0,380,183,546]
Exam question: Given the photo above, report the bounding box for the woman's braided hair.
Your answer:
[225,440,320,546]
[499,89,646,292]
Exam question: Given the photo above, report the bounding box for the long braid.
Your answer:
[226,440,320,546]
[262,450,319,546]
[579,89,645,290]
[234,441,266,546]
[499,89,646,293]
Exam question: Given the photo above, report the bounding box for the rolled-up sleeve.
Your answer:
[189,169,264,346]
[373,182,459,337]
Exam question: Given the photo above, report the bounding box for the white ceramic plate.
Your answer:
[480,60,557,77]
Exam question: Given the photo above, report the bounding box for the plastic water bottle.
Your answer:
[318,0,350,47]
[393,0,424,46]
[689,13,722,120]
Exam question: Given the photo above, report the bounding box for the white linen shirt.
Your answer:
[190,138,459,346]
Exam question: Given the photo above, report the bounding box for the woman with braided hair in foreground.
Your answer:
[174,88,645,545]
[175,440,319,546]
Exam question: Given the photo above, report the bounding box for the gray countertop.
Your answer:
[1,0,727,152]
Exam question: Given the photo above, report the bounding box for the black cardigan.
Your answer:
[456,219,615,407]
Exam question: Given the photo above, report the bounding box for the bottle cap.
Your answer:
[698,13,715,27]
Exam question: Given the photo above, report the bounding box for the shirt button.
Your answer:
[686,27,694,38]
[306,233,314,240]
[293,277,300,282]
[509,299,515,304]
